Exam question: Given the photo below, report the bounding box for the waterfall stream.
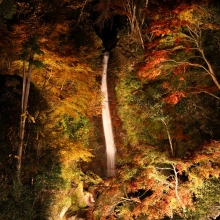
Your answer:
[101,52,116,177]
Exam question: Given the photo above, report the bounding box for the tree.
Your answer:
[0,0,16,24]
[134,1,220,156]
[143,3,220,90]
[94,141,220,219]
[18,36,44,180]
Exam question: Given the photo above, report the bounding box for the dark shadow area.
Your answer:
[91,12,126,51]
[128,189,153,201]
[0,74,63,220]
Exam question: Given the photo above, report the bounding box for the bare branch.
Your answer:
[151,174,174,188]
[160,118,174,157]
[163,60,210,76]
[145,0,149,7]
[182,24,220,89]
[190,90,220,100]
[186,24,201,40]
[172,164,186,213]
[75,0,89,26]
[120,197,141,203]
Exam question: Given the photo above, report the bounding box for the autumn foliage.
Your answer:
[0,0,220,219]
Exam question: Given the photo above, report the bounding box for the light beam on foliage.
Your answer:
[101,52,116,177]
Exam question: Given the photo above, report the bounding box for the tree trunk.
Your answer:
[160,118,174,157]
[17,52,34,180]
[200,48,220,90]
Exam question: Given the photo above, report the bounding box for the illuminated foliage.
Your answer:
[0,0,220,219]
[108,1,220,219]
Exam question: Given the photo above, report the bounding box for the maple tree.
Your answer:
[139,1,220,90]
[91,141,220,219]
[109,1,220,219]
[129,0,220,156]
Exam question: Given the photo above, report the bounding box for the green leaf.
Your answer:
[31,60,44,68]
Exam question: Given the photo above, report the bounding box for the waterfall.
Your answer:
[101,52,116,177]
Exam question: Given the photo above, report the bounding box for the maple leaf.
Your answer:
[163,91,185,105]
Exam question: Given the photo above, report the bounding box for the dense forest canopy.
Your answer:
[0,0,219,219]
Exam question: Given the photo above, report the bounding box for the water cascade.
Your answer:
[101,52,116,177]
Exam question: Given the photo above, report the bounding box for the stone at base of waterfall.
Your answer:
[60,206,69,219]
[83,191,95,207]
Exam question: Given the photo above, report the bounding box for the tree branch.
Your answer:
[160,118,174,157]
[172,164,186,213]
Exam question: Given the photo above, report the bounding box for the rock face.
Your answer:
[93,14,123,52]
